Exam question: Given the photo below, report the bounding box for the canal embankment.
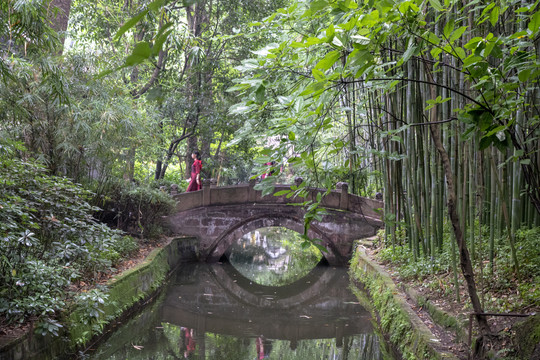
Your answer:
[0,237,199,360]
[349,245,461,360]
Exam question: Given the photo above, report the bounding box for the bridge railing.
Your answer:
[170,180,383,220]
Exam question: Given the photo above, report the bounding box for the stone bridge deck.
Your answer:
[165,181,383,266]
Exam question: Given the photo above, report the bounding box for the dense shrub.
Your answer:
[0,147,135,330]
[95,180,175,239]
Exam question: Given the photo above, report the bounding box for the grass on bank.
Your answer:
[374,225,540,314]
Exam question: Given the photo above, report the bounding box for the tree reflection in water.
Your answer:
[86,228,393,360]
[228,226,323,286]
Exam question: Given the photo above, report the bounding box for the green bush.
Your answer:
[95,180,175,239]
[514,227,540,279]
[377,244,451,280]
[0,145,135,332]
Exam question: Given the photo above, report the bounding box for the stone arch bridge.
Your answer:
[165,181,383,266]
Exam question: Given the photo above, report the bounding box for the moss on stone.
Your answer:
[350,247,458,360]
[66,237,193,348]
[401,285,468,343]
[67,245,171,346]
[514,313,540,360]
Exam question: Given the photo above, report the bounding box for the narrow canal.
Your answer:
[86,227,396,359]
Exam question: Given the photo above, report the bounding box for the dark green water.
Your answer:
[86,227,394,360]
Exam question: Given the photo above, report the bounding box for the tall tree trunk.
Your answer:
[49,0,72,52]
[428,84,491,337]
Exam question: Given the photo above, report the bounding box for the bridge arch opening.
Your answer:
[210,260,333,309]
[204,213,346,265]
[221,226,328,287]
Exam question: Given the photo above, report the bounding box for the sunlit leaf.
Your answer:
[428,0,444,11]
[351,35,370,45]
[288,131,296,140]
[529,10,540,34]
[490,6,500,26]
[314,50,341,71]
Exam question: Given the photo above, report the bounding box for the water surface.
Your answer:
[87,227,393,359]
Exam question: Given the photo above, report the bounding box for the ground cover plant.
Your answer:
[376,225,540,313]
[0,143,137,336]
[374,223,540,358]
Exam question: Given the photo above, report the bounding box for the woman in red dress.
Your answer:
[186,151,202,192]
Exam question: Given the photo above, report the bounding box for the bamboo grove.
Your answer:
[230,0,540,338]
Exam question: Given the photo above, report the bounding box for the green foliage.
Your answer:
[377,244,451,280]
[514,227,540,279]
[483,227,540,309]
[0,0,59,70]
[71,288,108,325]
[95,180,175,239]
[0,145,134,333]
[378,225,540,312]
[34,318,64,337]
[350,252,442,360]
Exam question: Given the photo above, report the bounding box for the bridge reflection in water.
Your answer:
[88,228,391,360]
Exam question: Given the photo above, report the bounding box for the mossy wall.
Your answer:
[0,237,198,360]
[349,247,458,360]
[69,236,199,348]
[514,313,540,359]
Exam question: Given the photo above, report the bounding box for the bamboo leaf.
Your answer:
[481,3,496,17]
[399,41,417,65]
[153,28,173,55]
[314,243,327,253]
[114,10,149,41]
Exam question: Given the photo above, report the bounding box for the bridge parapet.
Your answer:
[172,180,383,219]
